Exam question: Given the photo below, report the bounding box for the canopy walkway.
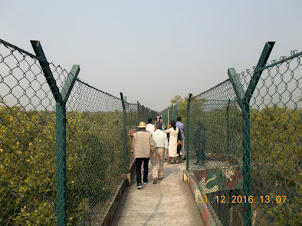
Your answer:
[0,39,301,225]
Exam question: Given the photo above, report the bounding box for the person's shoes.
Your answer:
[143,181,148,185]
[137,183,142,189]
[158,177,163,180]
[153,179,158,184]
[201,163,206,166]
[183,157,186,160]
[194,162,200,165]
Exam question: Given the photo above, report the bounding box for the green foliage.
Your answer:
[65,111,125,223]
[172,92,301,225]
[251,105,302,225]
[0,106,56,224]
[0,105,132,224]
[170,94,190,125]
[187,97,242,161]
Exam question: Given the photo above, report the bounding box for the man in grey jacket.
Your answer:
[131,122,155,189]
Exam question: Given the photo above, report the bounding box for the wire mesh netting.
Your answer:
[0,39,157,225]
[65,79,125,224]
[170,104,178,123]
[0,40,65,224]
[125,103,139,167]
[137,104,156,124]
[160,108,168,128]
[187,50,302,225]
[187,80,243,225]
[1,38,301,225]
[188,79,242,169]
[159,104,178,129]
[246,52,301,226]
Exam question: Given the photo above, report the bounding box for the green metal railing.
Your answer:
[186,42,302,225]
[0,39,155,225]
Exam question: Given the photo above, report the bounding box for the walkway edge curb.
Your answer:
[100,159,136,226]
[183,170,222,226]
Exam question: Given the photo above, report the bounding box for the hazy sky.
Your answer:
[1,0,301,111]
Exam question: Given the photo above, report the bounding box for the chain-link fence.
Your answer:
[137,103,157,124]
[170,104,178,123]
[159,104,178,128]
[0,39,156,225]
[186,42,302,225]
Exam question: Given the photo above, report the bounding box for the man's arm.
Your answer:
[131,137,135,158]
[164,134,168,150]
[150,135,155,154]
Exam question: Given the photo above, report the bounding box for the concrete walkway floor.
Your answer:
[112,161,204,226]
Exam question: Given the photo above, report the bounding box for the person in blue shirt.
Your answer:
[176,117,185,160]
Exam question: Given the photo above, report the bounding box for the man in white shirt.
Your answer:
[146,118,155,133]
[151,123,168,184]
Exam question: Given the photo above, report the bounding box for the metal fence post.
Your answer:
[137,101,140,128]
[186,94,192,170]
[55,103,67,225]
[226,99,231,161]
[228,42,274,226]
[242,42,274,226]
[167,107,169,125]
[120,92,127,174]
[31,41,80,226]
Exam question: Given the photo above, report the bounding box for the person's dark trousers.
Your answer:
[196,147,205,164]
[136,158,149,185]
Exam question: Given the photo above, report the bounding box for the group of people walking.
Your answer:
[131,116,185,189]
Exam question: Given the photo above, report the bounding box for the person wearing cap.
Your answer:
[151,122,168,184]
[131,122,155,189]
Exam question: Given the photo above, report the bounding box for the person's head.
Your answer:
[137,122,147,130]
[197,121,205,130]
[148,118,152,124]
[177,116,182,122]
[171,120,176,130]
[155,123,162,130]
